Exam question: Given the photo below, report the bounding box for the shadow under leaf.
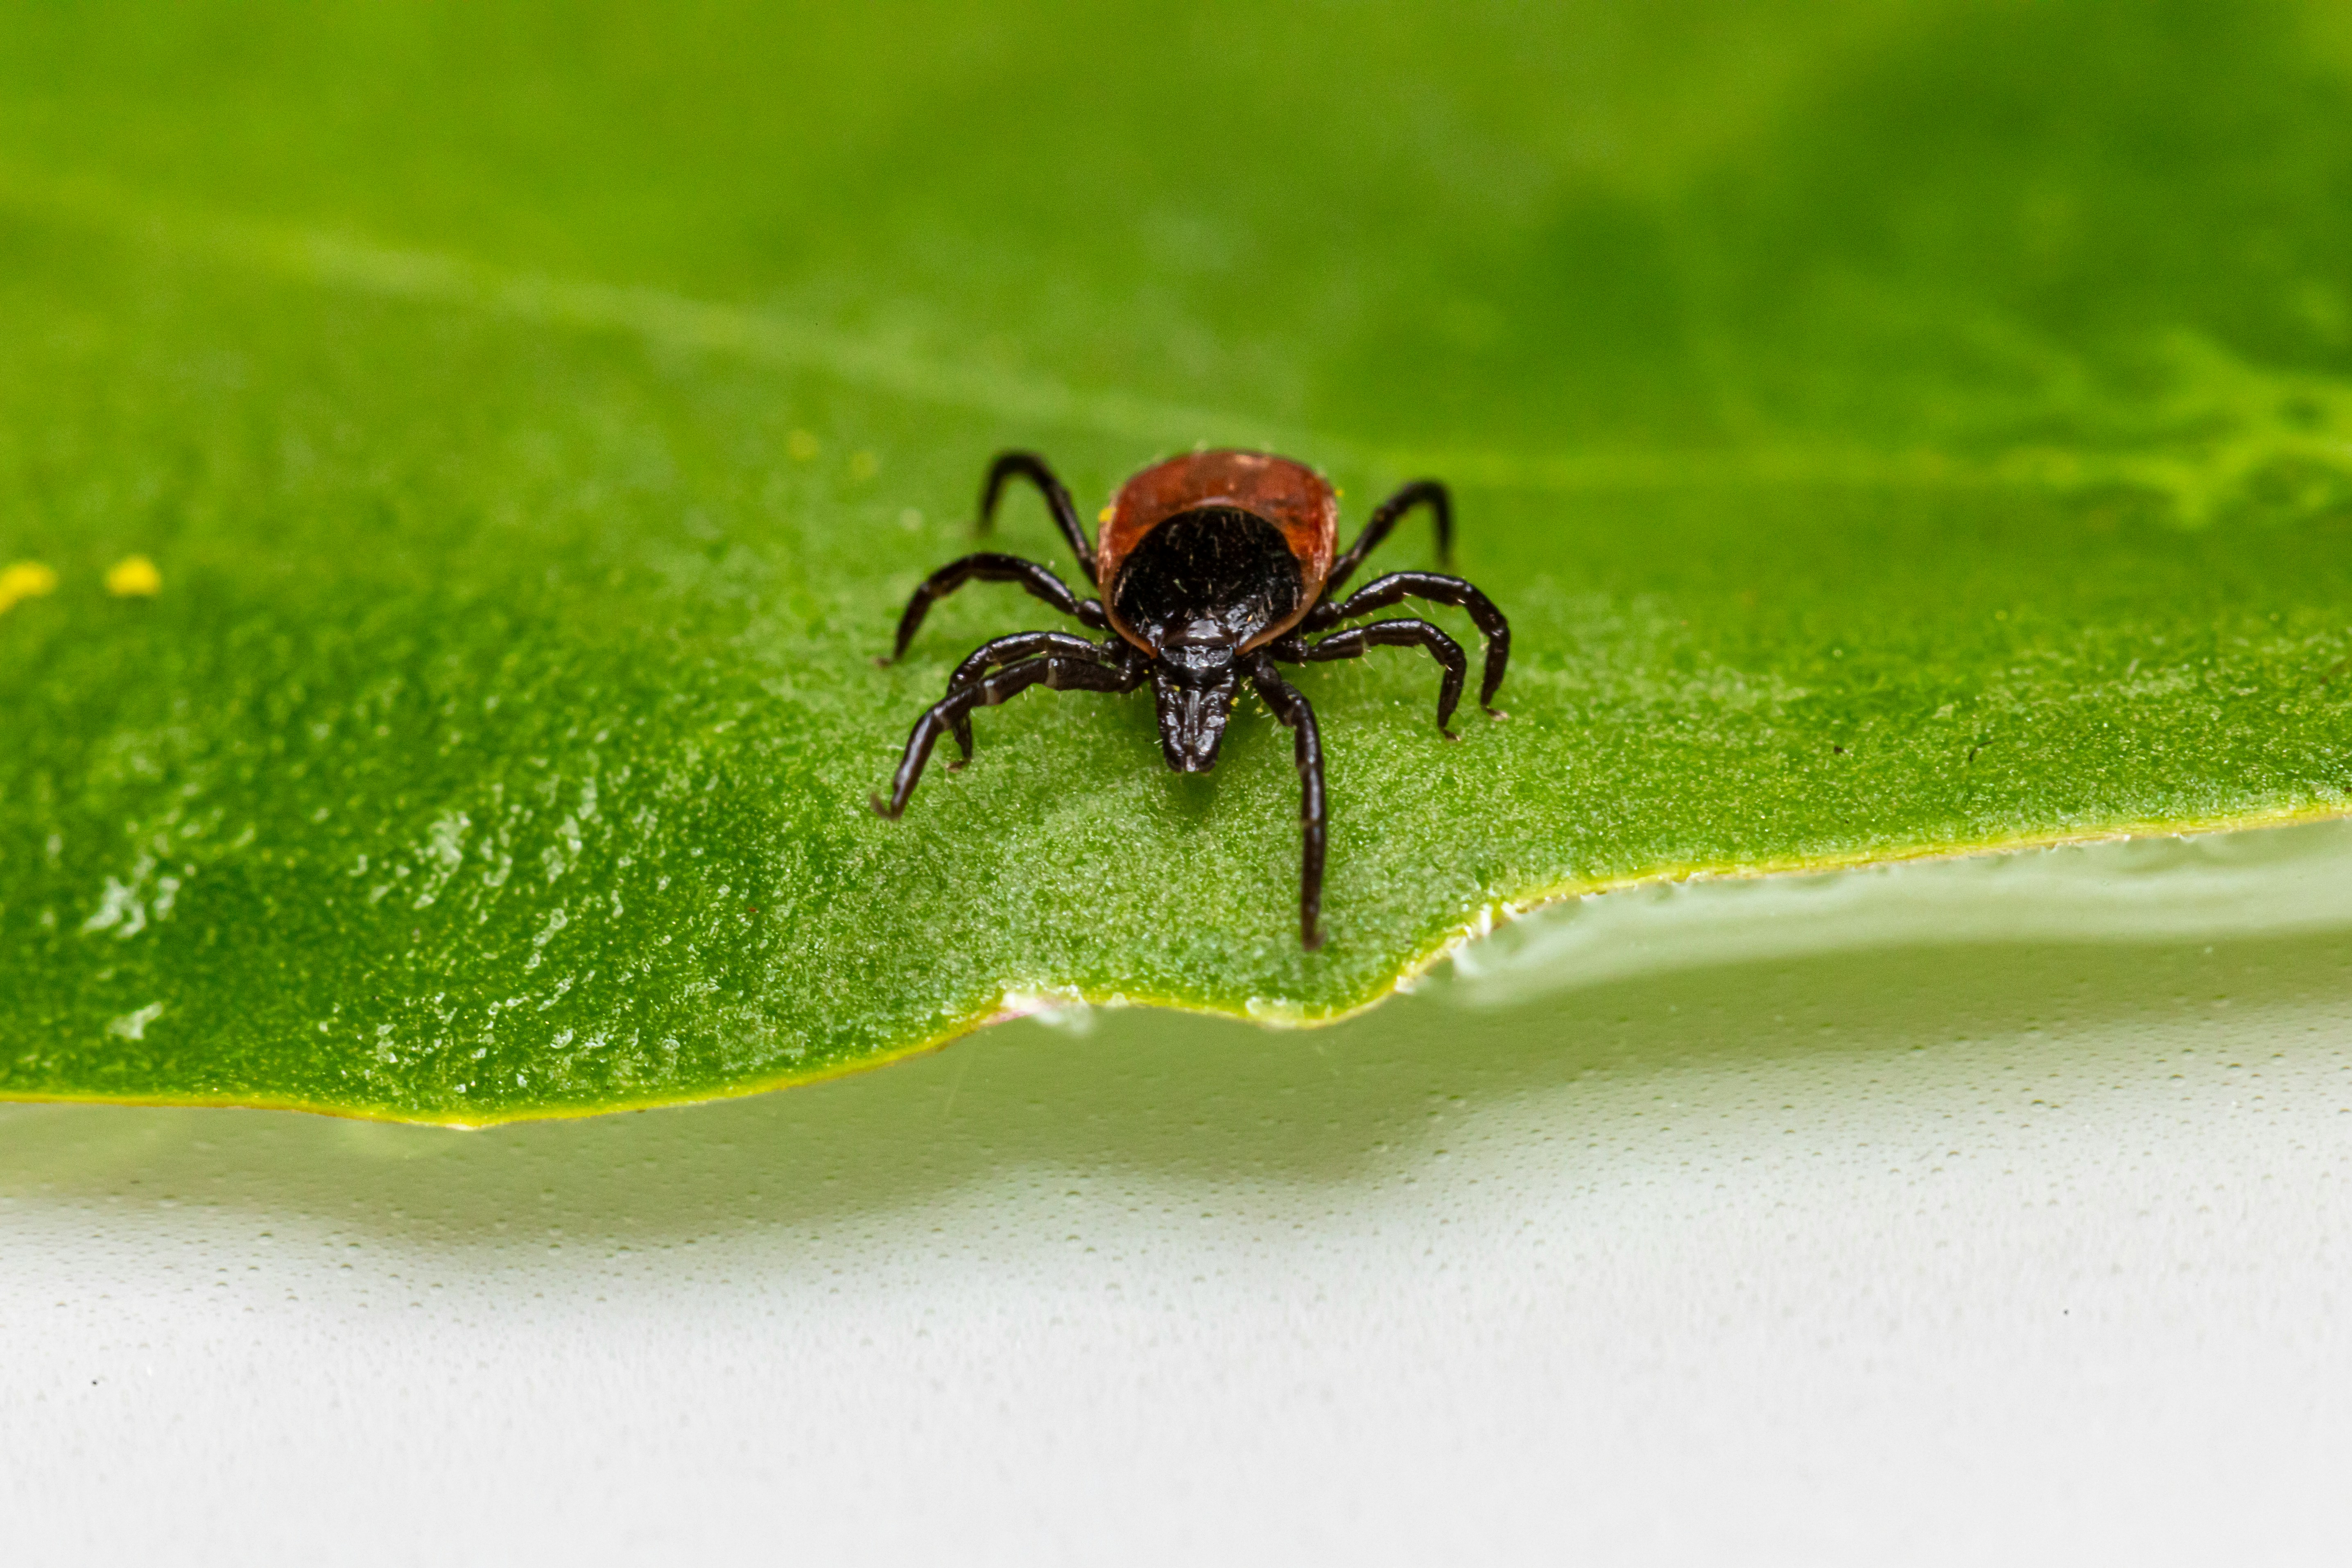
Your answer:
[5,921,2343,1253]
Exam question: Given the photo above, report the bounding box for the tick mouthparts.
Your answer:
[1152,674,1235,773]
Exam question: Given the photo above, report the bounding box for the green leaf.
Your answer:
[4,0,2350,1123]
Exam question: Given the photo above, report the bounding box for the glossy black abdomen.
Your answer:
[1110,507,1305,652]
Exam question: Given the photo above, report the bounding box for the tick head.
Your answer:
[1151,658,1237,774]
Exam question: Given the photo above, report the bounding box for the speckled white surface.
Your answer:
[5,833,2350,1565]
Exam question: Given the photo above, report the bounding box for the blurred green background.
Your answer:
[9,0,2351,461]
[3,1,2351,1120]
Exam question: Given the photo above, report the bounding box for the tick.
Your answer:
[872,449,1510,949]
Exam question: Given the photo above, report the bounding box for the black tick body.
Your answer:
[873,449,1510,949]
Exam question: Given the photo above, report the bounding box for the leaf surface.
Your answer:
[4,0,2352,1121]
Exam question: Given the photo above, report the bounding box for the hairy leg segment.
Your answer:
[1304,570,1509,713]
[871,653,1144,818]
[881,553,1110,665]
[1267,618,1468,735]
[1247,654,1330,950]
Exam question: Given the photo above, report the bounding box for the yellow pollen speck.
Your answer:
[0,561,59,615]
[848,450,880,480]
[106,555,163,597]
[786,430,820,461]
[1097,505,1115,524]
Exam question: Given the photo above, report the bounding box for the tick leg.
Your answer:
[882,553,1110,663]
[1327,480,1450,597]
[1248,656,1329,951]
[939,631,1126,764]
[1304,571,1509,714]
[872,654,1142,819]
[980,451,1097,582]
[1293,618,1467,736]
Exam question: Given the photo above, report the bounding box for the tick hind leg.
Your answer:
[881,553,1110,664]
[1275,618,1467,736]
[1326,480,1451,596]
[1247,655,1329,951]
[938,631,1131,764]
[872,653,1142,819]
[1306,570,1510,714]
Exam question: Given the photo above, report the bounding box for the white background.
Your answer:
[5,832,2349,1565]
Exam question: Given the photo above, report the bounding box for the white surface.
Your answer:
[5,833,2351,1565]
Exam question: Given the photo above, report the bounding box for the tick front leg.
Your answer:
[1306,571,1509,714]
[940,631,1129,764]
[1295,618,1467,735]
[1248,656,1329,951]
[872,654,1141,819]
[881,554,1111,664]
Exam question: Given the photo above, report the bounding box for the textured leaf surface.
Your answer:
[5,0,2352,1122]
